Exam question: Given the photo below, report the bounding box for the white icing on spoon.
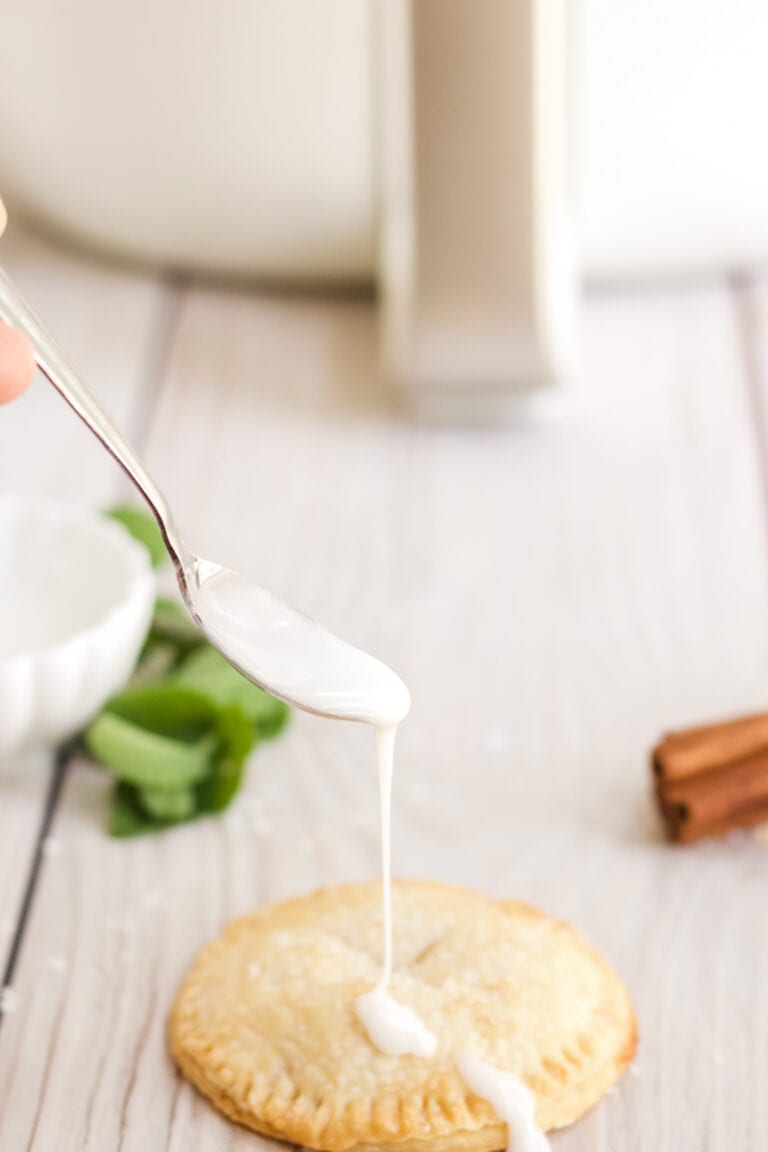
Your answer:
[457,1052,551,1152]
[194,566,411,726]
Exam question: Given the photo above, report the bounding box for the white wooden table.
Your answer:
[2,223,768,1151]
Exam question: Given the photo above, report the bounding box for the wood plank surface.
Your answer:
[3,273,768,1150]
[0,221,166,974]
[741,274,768,515]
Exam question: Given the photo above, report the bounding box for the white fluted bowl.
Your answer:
[0,497,155,759]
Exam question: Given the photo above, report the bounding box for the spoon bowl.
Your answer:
[185,560,410,726]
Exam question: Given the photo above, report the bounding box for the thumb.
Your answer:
[0,322,36,403]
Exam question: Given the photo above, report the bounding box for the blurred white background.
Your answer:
[2,0,766,404]
[1,0,765,282]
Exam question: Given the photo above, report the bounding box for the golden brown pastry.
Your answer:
[170,880,636,1151]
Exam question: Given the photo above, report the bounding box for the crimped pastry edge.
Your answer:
[170,880,637,1152]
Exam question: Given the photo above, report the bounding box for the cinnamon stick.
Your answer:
[653,711,768,842]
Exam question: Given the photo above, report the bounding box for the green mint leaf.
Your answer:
[175,646,290,737]
[110,782,156,837]
[138,784,197,822]
[105,682,218,741]
[85,585,290,836]
[252,697,290,739]
[130,639,179,687]
[107,505,167,569]
[110,781,197,836]
[86,709,216,789]
[92,684,257,832]
[148,597,204,652]
[196,704,255,813]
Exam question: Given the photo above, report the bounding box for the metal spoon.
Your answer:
[0,264,410,727]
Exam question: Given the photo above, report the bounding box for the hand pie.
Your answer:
[171,880,636,1151]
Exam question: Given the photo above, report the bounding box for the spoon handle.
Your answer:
[0,262,190,578]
